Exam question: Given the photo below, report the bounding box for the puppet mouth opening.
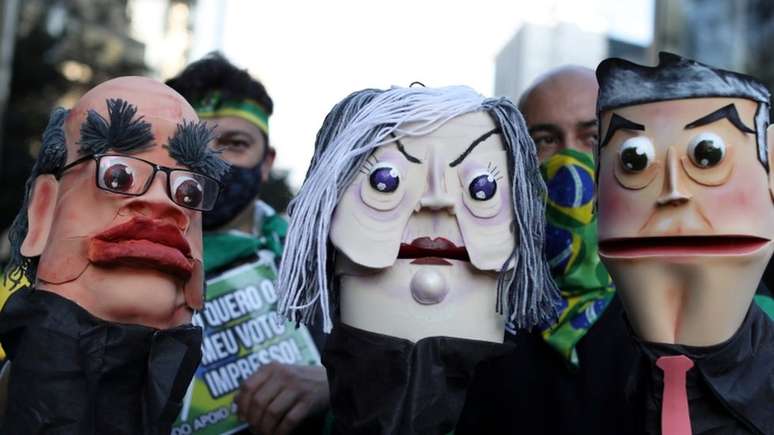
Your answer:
[88,216,194,279]
[598,235,771,258]
[398,237,470,266]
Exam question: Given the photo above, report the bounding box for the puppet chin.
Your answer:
[600,244,773,346]
[88,238,194,280]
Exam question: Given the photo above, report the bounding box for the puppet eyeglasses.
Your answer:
[55,153,222,212]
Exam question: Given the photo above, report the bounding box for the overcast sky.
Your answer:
[188,0,654,187]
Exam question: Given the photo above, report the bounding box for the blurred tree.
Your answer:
[0,0,148,261]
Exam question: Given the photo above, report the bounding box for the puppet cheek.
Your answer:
[21,175,59,257]
[183,259,204,310]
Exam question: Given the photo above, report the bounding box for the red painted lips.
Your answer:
[398,237,469,265]
[88,216,193,279]
[598,235,771,258]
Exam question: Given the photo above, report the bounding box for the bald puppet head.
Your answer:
[8,76,227,329]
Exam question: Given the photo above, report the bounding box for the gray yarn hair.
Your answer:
[277,85,560,333]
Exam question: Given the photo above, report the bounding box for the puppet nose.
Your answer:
[123,175,190,230]
[657,146,692,207]
[419,190,456,210]
[418,152,455,212]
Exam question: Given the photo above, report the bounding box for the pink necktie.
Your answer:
[656,355,694,435]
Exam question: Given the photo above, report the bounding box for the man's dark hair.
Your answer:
[596,52,771,170]
[165,52,273,135]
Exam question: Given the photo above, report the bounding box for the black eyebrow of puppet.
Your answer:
[449,127,501,168]
[389,133,422,163]
[684,103,755,134]
[600,114,645,148]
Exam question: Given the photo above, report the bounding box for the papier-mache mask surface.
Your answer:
[595,53,774,346]
[278,85,559,342]
[5,76,228,329]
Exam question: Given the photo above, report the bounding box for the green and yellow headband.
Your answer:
[195,92,269,135]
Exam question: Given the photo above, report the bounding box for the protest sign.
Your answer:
[173,259,320,435]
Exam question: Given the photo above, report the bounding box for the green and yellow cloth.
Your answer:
[539,149,615,368]
[195,92,269,135]
[202,202,287,274]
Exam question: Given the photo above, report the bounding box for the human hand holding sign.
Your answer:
[234,363,329,435]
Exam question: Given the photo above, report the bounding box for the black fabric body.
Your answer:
[0,286,202,435]
[631,302,774,435]
[323,322,510,435]
[456,294,643,435]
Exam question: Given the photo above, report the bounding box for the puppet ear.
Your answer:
[20,175,59,257]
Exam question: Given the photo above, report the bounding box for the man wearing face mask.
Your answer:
[519,66,600,162]
[166,53,329,435]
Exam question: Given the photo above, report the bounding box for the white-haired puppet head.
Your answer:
[278,85,559,339]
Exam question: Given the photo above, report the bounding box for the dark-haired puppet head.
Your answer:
[595,53,774,346]
[278,85,559,341]
[6,76,228,329]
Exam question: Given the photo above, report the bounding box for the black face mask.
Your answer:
[203,163,263,231]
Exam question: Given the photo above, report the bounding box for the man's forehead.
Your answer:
[523,75,597,124]
[205,116,264,139]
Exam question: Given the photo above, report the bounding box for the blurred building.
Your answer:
[653,0,774,93]
[494,22,649,103]
[128,0,195,79]
[188,0,228,62]
[494,23,607,101]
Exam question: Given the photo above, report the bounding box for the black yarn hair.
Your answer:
[597,52,771,170]
[5,108,69,286]
[78,98,155,156]
[165,120,230,181]
[165,52,273,127]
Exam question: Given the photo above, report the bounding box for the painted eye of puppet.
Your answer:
[368,163,400,193]
[102,163,135,192]
[688,132,725,168]
[468,172,498,201]
[618,137,655,172]
[173,176,204,207]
